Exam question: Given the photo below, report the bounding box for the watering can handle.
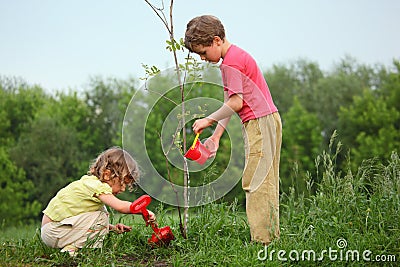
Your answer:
[129,195,156,227]
[191,133,200,149]
[130,195,151,218]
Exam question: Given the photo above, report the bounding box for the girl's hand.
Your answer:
[110,223,132,234]
[147,210,156,224]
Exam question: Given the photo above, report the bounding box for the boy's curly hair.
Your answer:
[88,147,140,192]
[184,15,225,52]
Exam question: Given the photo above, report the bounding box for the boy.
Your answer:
[184,15,282,245]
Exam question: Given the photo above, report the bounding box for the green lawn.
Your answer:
[1,152,399,266]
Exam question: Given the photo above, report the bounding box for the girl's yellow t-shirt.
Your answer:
[43,175,113,221]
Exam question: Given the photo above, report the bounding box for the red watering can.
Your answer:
[130,195,175,246]
[184,133,211,165]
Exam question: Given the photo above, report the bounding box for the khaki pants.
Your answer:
[41,210,109,249]
[242,112,282,245]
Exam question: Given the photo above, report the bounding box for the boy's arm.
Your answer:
[193,92,241,157]
[192,93,242,134]
[205,117,230,157]
[208,93,243,122]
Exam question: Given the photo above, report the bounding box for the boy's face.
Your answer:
[191,37,223,64]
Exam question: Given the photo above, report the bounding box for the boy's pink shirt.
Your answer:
[220,44,278,123]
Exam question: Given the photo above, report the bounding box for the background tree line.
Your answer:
[1,57,399,225]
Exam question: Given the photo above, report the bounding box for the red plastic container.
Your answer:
[184,138,211,165]
[148,226,175,246]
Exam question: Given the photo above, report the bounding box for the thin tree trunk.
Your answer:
[144,0,189,237]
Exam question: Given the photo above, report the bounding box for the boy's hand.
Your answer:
[192,118,214,134]
[204,137,219,157]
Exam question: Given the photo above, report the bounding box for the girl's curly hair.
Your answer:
[88,147,140,192]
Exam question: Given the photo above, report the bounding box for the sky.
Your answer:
[1,0,399,91]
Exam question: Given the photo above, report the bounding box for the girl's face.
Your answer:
[103,170,132,195]
[109,178,126,195]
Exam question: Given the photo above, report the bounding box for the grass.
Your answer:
[1,150,399,266]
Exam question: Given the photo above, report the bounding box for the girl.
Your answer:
[41,147,156,256]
